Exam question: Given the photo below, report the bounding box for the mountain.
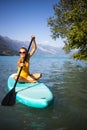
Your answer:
[0,35,65,56]
[0,35,19,55]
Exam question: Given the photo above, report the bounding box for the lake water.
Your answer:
[0,56,87,130]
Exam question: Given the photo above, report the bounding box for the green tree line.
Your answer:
[48,0,87,60]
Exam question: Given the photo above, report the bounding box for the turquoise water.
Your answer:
[0,56,87,130]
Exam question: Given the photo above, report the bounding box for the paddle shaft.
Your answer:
[1,38,34,106]
[13,38,34,89]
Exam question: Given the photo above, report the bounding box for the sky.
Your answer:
[0,0,64,47]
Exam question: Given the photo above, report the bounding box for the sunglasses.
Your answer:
[19,51,26,54]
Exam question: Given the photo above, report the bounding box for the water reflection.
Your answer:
[0,56,87,130]
[47,59,87,130]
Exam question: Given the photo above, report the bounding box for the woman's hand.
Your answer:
[31,35,35,40]
[20,63,25,67]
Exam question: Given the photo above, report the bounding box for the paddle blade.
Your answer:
[1,88,16,106]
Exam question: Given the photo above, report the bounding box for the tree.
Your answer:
[48,0,87,60]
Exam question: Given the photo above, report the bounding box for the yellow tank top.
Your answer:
[17,56,30,79]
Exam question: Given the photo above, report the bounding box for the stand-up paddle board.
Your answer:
[8,74,53,108]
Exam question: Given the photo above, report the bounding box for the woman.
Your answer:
[14,35,42,83]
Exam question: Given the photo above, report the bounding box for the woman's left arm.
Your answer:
[29,35,37,57]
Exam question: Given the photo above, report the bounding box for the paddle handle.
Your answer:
[13,38,34,88]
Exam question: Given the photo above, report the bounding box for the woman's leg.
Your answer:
[27,73,42,83]
[30,73,42,80]
[14,73,42,83]
[14,75,28,82]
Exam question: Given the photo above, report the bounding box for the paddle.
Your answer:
[1,38,34,106]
